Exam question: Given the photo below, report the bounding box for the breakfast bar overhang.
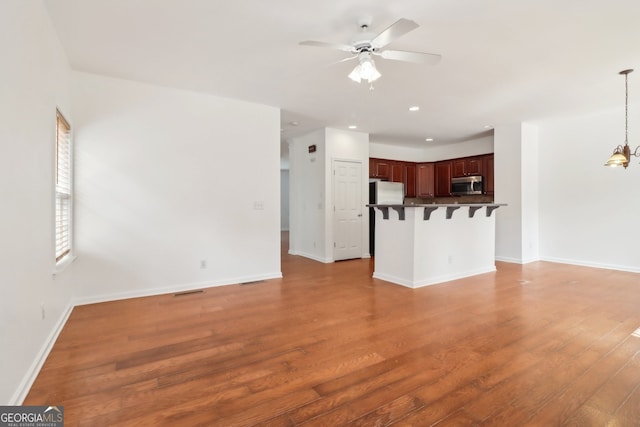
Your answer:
[368,203,506,288]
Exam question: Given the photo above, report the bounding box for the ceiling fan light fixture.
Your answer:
[348,65,363,83]
[349,52,381,83]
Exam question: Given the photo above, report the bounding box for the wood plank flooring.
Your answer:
[25,234,640,426]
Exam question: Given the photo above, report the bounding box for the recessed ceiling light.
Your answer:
[348,125,357,129]
[409,106,420,112]
[425,138,434,142]
[289,121,299,126]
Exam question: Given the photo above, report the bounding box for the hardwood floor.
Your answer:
[25,233,640,426]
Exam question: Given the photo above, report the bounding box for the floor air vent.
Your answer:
[241,280,264,285]
[173,289,204,297]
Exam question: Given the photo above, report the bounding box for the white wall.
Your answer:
[494,124,523,262]
[538,108,640,271]
[521,124,539,263]
[494,123,540,263]
[68,72,282,302]
[420,134,494,162]
[280,169,290,231]
[370,134,494,162]
[288,130,327,261]
[0,1,75,404]
[369,142,425,161]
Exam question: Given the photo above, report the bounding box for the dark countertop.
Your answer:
[404,195,495,205]
[368,203,506,207]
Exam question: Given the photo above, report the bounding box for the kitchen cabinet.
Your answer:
[434,161,452,197]
[416,163,434,198]
[390,161,416,197]
[452,156,483,177]
[369,159,416,197]
[483,154,494,195]
[369,158,390,179]
[370,154,492,199]
[404,163,416,197]
[390,161,404,183]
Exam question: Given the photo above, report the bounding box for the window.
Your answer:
[55,110,72,262]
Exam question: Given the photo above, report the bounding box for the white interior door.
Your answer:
[333,160,362,261]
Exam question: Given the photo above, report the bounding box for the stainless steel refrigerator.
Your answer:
[369,181,404,256]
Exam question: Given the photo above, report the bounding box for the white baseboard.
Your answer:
[374,266,497,289]
[496,255,639,273]
[290,251,334,264]
[495,256,534,264]
[10,302,74,405]
[73,272,283,306]
[372,272,414,288]
[540,257,640,274]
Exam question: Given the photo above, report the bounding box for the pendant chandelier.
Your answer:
[605,69,640,168]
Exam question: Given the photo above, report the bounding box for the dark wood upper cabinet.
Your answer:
[390,161,404,183]
[435,161,452,197]
[452,159,466,178]
[404,163,416,198]
[452,156,483,177]
[370,154,492,199]
[467,157,483,175]
[416,163,434,198]
[369,158,390,179]
[483,154,494,195]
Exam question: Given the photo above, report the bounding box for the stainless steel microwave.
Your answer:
[451,175,483,195]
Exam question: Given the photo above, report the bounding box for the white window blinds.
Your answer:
[55,110,72,262]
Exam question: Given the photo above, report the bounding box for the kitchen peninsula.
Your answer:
[369,203,506,288]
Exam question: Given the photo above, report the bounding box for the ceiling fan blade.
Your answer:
[335,55,358,63]
[299,40,355,53]
[371,18,419,48]
[379,49,442,65]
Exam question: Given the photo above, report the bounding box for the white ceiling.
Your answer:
[44,0,640,148]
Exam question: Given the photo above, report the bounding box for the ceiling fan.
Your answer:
[300,18,441,84]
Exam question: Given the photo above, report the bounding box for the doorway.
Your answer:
[333,159,363,261]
